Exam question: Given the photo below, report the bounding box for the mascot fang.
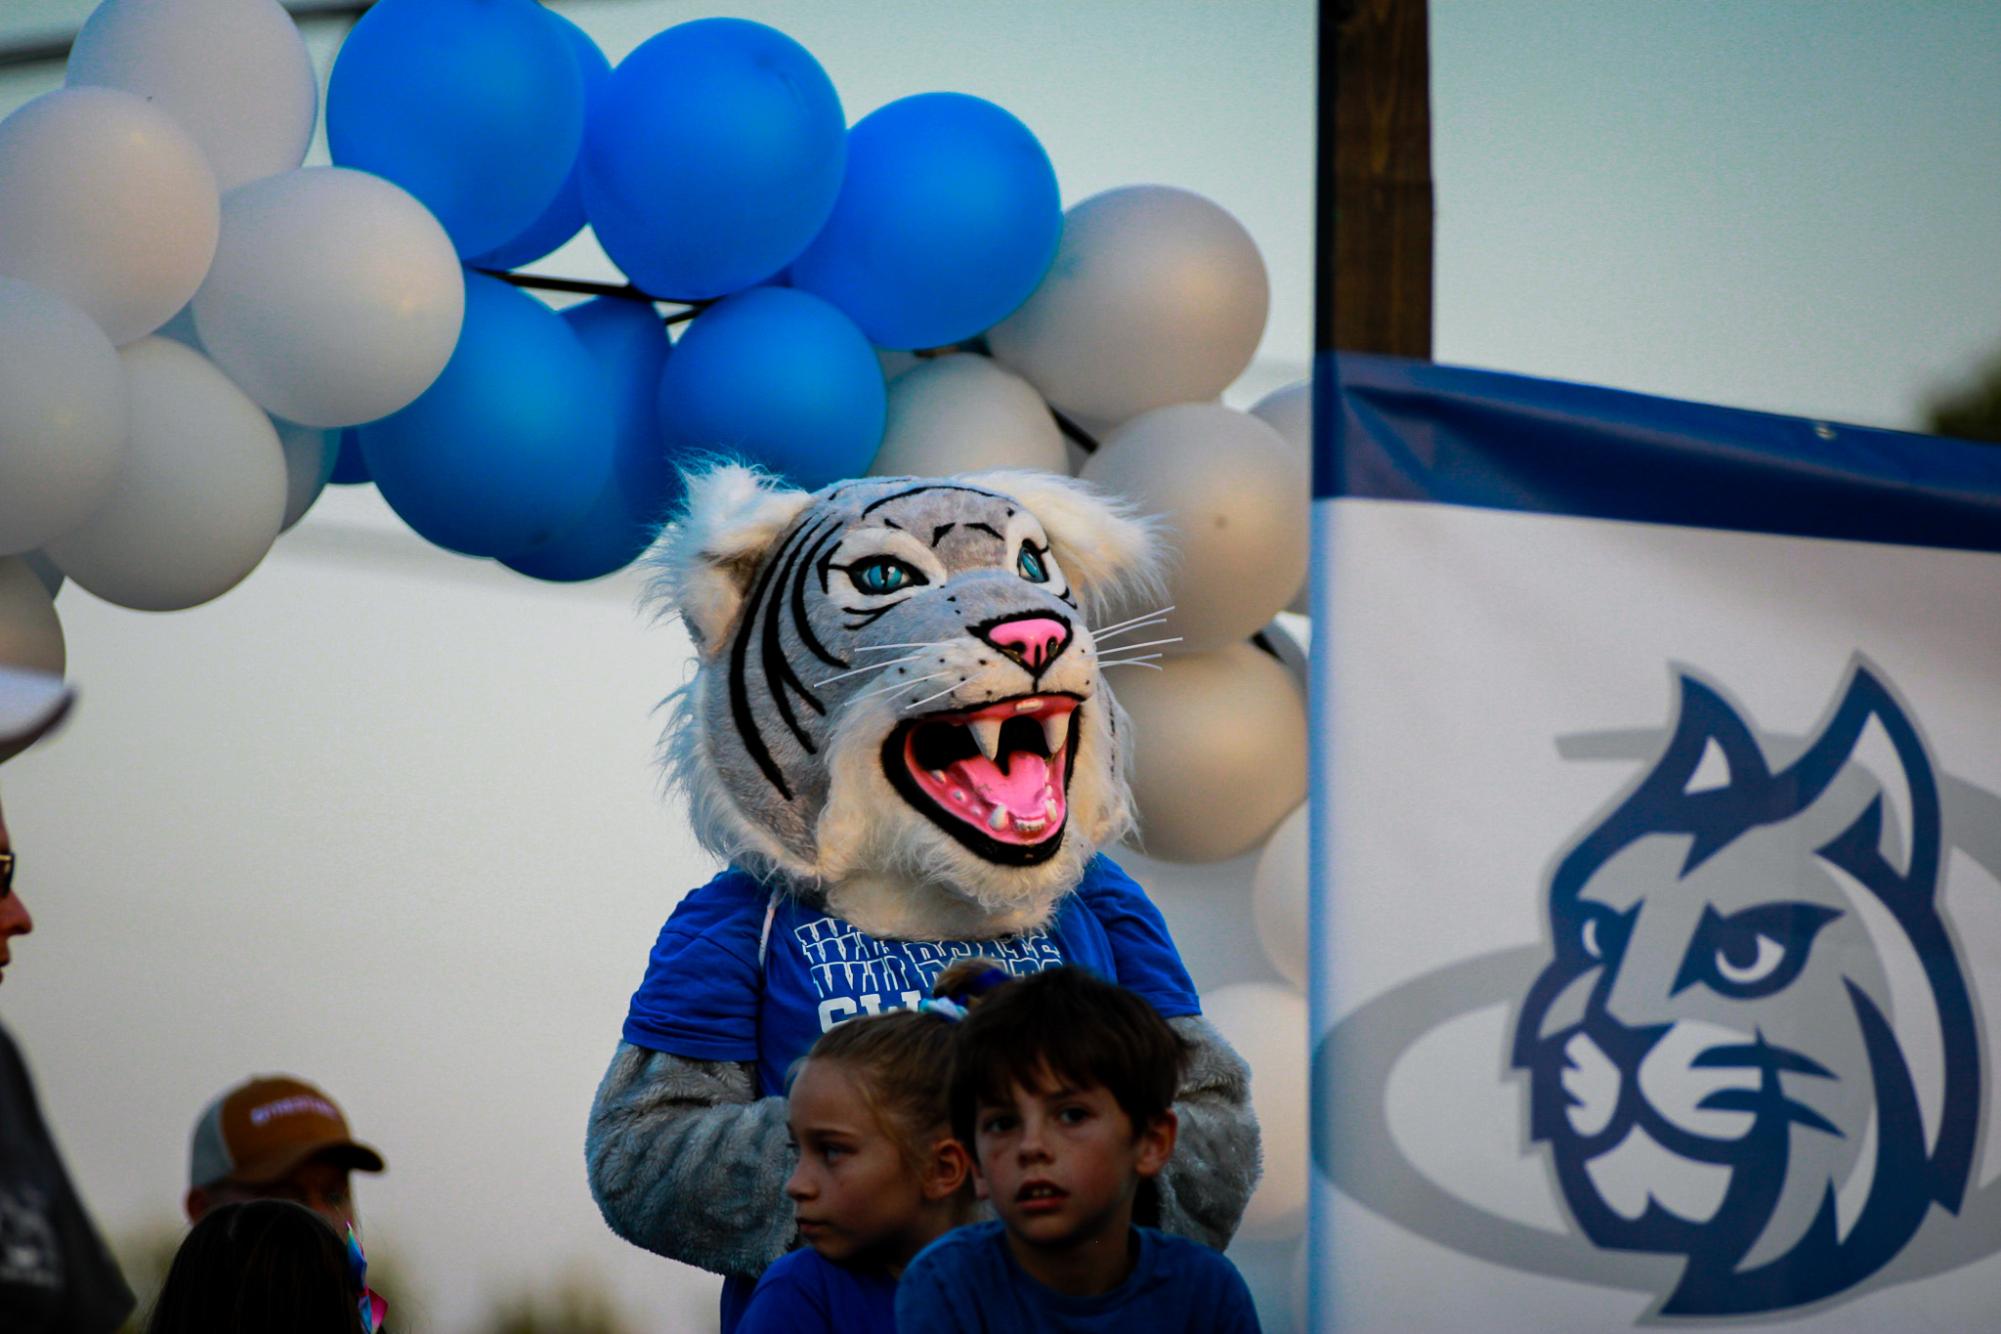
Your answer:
[587,466,1260,1320]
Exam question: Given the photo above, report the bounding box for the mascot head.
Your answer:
[650,465,1162,936]
[1512,660,1979,1316]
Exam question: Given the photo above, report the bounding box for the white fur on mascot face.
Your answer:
[652,467,1162,936]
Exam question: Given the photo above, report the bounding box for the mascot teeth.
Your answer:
[897,694,1080,861]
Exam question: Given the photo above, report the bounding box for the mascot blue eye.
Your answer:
[1673,901,1841,999]
[849,557,923,596]
[1017,545,1048,582]
[1576,905,1632,962]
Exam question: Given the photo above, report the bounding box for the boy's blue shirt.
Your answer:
[735,1246,897,1334]
[894,1221,1263,1333]
[622,854,1201,1096]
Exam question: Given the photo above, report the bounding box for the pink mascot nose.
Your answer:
[981,616,1071,672]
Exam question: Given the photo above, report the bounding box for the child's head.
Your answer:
[939,962,1190,1252]
[145,1199,362,1334]
[784,1006,977,1271]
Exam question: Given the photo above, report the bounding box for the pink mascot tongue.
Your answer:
[907,695,1076,845]
[971,744,1055,822]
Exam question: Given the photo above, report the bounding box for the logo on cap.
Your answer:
[248,1095,342,1128]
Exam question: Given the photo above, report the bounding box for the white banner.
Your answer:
[1310,497,2001,1329]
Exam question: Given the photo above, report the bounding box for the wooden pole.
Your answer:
[1325,0,1434,359]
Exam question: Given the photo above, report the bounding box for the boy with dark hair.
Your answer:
[895,965,1261,1332]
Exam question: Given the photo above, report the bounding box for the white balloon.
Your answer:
[1050,406,1121,475]
[1251,378,1310,444]
[1115,643,1307,863]
[1253,802,1310,989]
[989,185,1269,424]
[0,87,218,346]
[193,167,465,427]
[66,0,315,193]
[869,354,1069,478]
[273,417,334,531]
[46,339,285,611]
[0,558,65,675]
[0,277,129,554]
[1203,983,1309,1238]
[1082,404,1309,653]
[1252,379,1313,615]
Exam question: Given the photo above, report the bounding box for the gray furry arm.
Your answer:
[1155,1015,1262,1250]
[585,1042,796,1278]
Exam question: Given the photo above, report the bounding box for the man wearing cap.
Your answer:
[0,665,135,1332]
[186,1074,385,1236]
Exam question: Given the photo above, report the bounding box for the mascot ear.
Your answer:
[970,469,1165,617]
[651,463,813,655]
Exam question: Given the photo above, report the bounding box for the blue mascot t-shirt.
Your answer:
[622,855,1200,1096]
[896,1221,1262,1332]
[734,1245,896,1333]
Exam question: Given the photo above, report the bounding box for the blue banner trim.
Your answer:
[1314,352,2001,554]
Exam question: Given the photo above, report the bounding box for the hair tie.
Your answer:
[953,966,1010,1004]
[917,996,968,1023]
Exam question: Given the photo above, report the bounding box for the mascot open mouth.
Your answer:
[883,694,1080,866]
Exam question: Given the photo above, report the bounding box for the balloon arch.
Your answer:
[0,0,1316,1268]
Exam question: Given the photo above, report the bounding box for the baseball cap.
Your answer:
[0,666,72,762]
[189,1075,386,1190]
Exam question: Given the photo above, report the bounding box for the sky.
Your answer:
[1428,0,2001,431]
[0,2,1996,1331]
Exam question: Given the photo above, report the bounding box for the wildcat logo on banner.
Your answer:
[1515,662,1977,1316]
[1308,356,2001,1330]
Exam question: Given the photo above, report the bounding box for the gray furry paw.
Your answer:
[1156,1015,1262,1250]
[585,1042,798,1277]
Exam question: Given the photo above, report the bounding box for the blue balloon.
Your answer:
[505,298,680,583]
[580,18,845,300]
[657,287,884,490]
[360,273,615,559]
[791,93,1062,350]
[327,0,585,258]
[466,12,611,273]
[329,428,371,486]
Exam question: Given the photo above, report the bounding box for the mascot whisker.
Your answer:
[588,465,1260,1323]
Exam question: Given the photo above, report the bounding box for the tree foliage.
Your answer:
[1925,349,2001,444]
[485,1271,635,1334]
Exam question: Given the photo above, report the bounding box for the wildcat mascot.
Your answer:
[586,465,1260,1321]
